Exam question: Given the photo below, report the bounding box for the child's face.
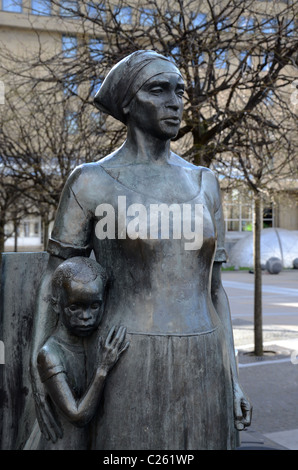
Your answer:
[60,277,105,337]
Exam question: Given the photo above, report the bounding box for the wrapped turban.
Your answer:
[94,50,182,124]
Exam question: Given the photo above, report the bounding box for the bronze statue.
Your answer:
[30,50,252,450]
[25,257,128,449]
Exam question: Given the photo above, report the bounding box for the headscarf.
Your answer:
[94,50,182,124]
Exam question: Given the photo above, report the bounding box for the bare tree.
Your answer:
[216,103,298,355]
[4,0,295,166]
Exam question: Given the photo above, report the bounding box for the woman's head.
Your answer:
[94,50,184,127]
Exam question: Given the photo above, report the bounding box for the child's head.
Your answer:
[51,257,108,337]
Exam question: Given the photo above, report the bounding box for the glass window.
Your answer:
[65,112,78,134]
[261,17,277,34]
[192,12,207,29]
[223,191,253,232]
[238,16,254,33]
[31,0,51,15]
[87,2,105,20]
[62,35,77,58]
[286,19,295,36]
[89,38,104,60]
[263,205,273,228]
[2,0,22,12]
[262,52,274,71]
[165,10,181,25]
[90,111,106,133]
[63,74,78,96]
[23,222,30,237]
[217,17,230,31]
[169,46,180,62]
[227,220,240,232]
[114,6,132,24]
[90,77,102,97]
[60,0,78,17]
[215,49,227,68]
[140,8,155,26]
[239,51,252,68]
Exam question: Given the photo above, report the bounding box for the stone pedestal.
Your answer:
[0,252,48,450]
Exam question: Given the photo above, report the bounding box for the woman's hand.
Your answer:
[100,326,129,373]
[233,382,252,431]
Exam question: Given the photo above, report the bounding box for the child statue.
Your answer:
[25,256,129,450]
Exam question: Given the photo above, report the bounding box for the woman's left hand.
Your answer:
[233,382,252,431]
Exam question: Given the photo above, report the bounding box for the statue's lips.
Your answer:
[75,324,95,331]
[161,117,181,124]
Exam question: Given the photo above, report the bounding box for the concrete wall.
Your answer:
[0,252,48,450]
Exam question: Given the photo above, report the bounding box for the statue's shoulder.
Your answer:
[66,157,114,188]
[170,153,218,182]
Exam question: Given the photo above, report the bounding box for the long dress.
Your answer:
[47,156,238,450]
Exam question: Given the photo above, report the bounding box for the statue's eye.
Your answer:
[69,304,79,312]
[91,303,100,310]
[149,87,163,95]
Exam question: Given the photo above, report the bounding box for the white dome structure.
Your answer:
[228,228,298,269]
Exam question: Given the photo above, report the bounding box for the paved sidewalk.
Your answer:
[223,269,298,450]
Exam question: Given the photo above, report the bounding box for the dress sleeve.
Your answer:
[47,166,93,260]
[213,175,228,264]
[37,343,66,383]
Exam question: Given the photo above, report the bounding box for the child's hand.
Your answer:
[100,326,129,372]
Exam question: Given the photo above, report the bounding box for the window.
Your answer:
[65,112,79,134]
[60,0,78,17]
[31,0,51,15]
[238,16,254,33]
[62,35,77,58]
[261,17,277,34]
[2,0,22,12]
[63,74,78,96]
[89,38,104,61]
[90,77,102,97]
[140,8,155,26]
[239,51,252,69]
[114,6,132,24]
[263,88,274,106]
[223,191,253,232]
[192,12,207,29]
[34,222,39,235]
[165,10,181,25]
[169,46,180,62]
[263,205,274,228]
[286,19,295,36]
[215,49,227,68]
[23,222,30,237]
[87,2,106,20]
[217,17,230,31]
[90,111,106,133]
[262,52,274,71]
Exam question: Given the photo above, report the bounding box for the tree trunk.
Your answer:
[13,220,18,252]
[0,218,5,254]
[42,217,49,251]
[253,193,263,356]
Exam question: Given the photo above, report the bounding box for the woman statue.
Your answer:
[30,50,251,450]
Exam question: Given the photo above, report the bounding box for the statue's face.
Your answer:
[126,72,184,140]
[60,278,105,337]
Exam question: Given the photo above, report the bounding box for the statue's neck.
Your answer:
[54,321,87,348]
[124,126,171,164]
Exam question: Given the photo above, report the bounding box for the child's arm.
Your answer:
[38,326,129,428]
